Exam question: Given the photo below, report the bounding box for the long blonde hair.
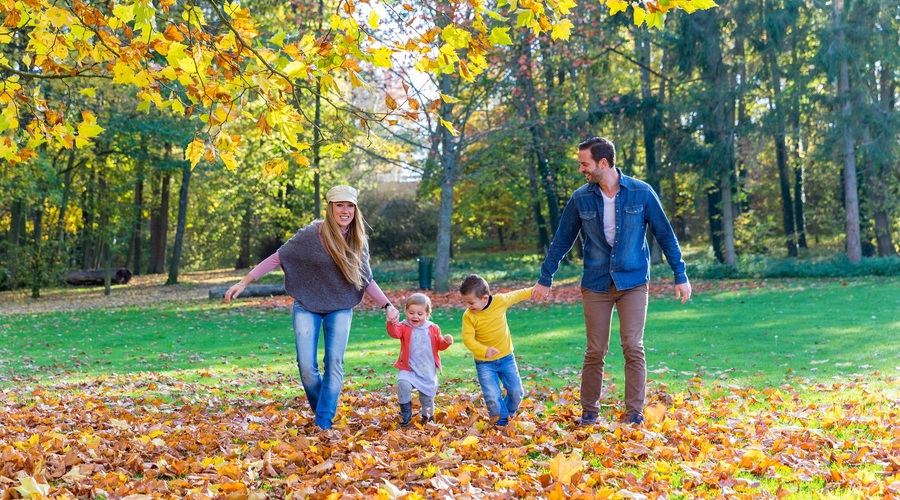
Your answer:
[320,202,368,290]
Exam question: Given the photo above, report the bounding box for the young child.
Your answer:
[386,293,453,427]
[459,274,533,427]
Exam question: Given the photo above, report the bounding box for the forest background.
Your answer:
[1,0,899,294]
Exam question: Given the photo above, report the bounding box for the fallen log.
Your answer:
[66,268,133,286]
[208,284,286,299]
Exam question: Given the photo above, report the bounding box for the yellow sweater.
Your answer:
[462,287,533,361]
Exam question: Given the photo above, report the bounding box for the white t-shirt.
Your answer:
[602,192,616,245]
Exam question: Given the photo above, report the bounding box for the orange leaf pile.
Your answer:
[1,372,898,498]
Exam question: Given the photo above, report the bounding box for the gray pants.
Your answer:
[398,380,435,417]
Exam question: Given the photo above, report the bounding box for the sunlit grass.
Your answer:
[2,277,899,400]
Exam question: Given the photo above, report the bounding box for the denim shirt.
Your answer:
[539,169,688,293]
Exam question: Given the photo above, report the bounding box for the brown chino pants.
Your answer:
[580,283,649,417]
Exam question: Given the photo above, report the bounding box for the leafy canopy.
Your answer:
[0,0,715,168]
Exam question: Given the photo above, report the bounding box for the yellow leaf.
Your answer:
[284,60,307,78]
[549,450,583,485]
[185,139,206,169]
[646,12,665,28]
[550,19,573,40]
[440,93,459,104]
[112,61,135,85]
[263,158,287,178]
[372,46,393,68]
[367,10,380,29]
[183,5,207,28]
[633,5,647,26]
[460,435,479,446]
[555,0,577,14]
[489,27,512,46]
[220,151,238,170]
[14,477,50,497]
[79,87,96,97]
[439,118,460,137]
[690,0,718,10]
[440,25,470,49]
[608,0,629,15]
[270,29,286,47]
[113,4,135,23]
[496,478,518,488]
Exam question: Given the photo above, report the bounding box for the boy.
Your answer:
[459,274,533,427]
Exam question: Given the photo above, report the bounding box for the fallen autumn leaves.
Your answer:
[1,372,898,499]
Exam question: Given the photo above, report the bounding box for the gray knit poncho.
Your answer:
[277,221,372,314]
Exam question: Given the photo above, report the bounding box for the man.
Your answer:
[532,136,691,426]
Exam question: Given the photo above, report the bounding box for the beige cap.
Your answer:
[326,185,358,204]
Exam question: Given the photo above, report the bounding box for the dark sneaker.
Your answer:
[420,414,433,425]
[495,417,509,427]
[579,412,598,426]
[624,413,644,425]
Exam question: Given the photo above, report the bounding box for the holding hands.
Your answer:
[385,304,400,323]
[532,283,551,301]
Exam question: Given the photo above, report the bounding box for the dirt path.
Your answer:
[0,269,248,316]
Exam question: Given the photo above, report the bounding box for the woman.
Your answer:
[225,185,399,430]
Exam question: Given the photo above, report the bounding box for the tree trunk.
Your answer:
[81,167,96,269]
[166,165,192,285]
[98,168,113,296]
[434,74,456,293]
[513,37,550,253]
[130,140,147,276]
[148,160,171,274]
[767,48,798,257]
[237,203,253,269]
[720,171,736,266]
[872,29,896,256]
[7,199,26,286]
[31,204,43,299]
[516,36,560,237]
[695,9,733,265]
[55,149,76,247]
[833,0,861,263]
[66,268,133,286]
[707,188,724,263]
[789,47,808,250]
[312,85,323,220]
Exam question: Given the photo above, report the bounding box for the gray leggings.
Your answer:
[398,380,435,417]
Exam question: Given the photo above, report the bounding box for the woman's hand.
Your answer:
[224,283,246,303]
[442,334,454,346]
[385,304,400,323]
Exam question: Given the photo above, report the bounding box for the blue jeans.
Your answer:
[474,353,523,424]
[292,303,352,429]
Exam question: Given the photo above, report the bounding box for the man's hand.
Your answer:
[485,347,499,359]
[532,283,551,300]
[675,282,692,304]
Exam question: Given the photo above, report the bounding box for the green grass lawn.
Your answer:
[2,277,898,400]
